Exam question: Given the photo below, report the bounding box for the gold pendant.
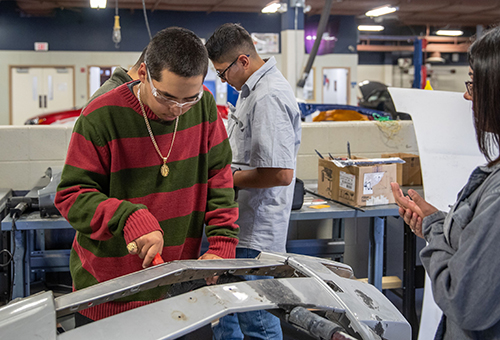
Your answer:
[161,163,169,177]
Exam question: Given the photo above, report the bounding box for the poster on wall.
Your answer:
[251,33,279,54]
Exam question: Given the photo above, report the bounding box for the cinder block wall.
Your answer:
[0,120,419,189]
[0,122,419,282]
[0,126,73,190]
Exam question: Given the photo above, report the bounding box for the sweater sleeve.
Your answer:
[421,192,500,331]
[55,113,162,245]
[203,103,239,259]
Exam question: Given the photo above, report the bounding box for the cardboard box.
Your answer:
[318,157,398,207]
[381,153,422,186]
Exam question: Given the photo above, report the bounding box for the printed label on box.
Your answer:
[339,189,355,201]
[363,172,385,194]
[339,171,355,191]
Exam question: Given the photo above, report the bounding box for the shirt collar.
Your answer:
[240,57,276,98]
[478,161,500,174]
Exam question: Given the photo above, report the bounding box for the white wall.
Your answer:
[392,64,469,92]
[0,125,72,190]
[358,64,469,93]
[357,64,394,87]
[0,50,143,125]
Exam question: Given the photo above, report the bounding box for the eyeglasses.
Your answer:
[146,64,203,108]
[216,54,249,81]
[465,81,473,96]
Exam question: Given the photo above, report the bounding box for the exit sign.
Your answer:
[34,42,49,51]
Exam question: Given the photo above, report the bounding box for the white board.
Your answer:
[389,87,486,340]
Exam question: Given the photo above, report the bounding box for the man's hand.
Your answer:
[391,182,438,238]
[127,230,163,268]
[198,253,223,285]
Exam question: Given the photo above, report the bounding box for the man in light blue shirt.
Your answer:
[206,23,302,340]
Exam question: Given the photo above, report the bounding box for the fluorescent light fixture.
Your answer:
[90,0,106,8]
[358,25,385,32]
[365,5,398,17]
[262,2,287,13]
[436,30,463,36]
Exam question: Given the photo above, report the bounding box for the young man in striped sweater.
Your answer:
[55,27,239,325]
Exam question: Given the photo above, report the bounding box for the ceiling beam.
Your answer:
[359,35,470,43]
[207,0,228,14]
[357,43,470,53]
[357,45,414,52]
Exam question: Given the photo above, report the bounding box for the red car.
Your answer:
[25,105,229,125]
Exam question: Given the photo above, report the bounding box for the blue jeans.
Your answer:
[212,248,283,340]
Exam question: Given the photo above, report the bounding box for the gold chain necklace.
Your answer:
[137,85,179,177]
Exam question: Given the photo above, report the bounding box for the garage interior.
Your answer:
[0,1,498,339]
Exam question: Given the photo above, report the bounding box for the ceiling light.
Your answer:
[262,2,287,13]
[90,0,106,8]
[436,30,463,36]
[358,25,385,32]
[365,5,398,17]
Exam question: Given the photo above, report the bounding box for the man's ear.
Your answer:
[239,55,251,69]
[137,62,147,82]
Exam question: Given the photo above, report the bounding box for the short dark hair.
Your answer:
[468,26,500,166]
[132,46,147,70]
[205,23,257,63]
[145,27,208,81]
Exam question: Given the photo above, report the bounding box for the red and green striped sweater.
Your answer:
[55,82,239,320]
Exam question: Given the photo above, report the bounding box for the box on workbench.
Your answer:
[381,153,422,186]
[318,156,399,207]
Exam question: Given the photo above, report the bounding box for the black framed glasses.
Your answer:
[217,54,250,81]
[465,81,473,96]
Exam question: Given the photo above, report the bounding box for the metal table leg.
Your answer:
[368,216,385,291]
[403,223,419,339]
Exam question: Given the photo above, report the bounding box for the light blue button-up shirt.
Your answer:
[227,57,301,253]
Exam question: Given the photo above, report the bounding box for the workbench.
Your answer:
[1,211,74,299]
[288,182,400,292]
[1,182,400,298]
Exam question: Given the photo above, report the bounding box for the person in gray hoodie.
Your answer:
[392,26,500,340]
